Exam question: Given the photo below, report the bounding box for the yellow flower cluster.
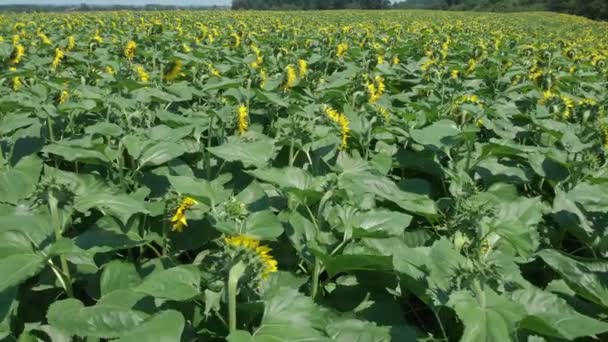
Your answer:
[367,75,385,104]
[224,235,278,279]
[135,65,149,83]
[324,105,350,150]
[238,104,248,135]
[336,42,348,57]
[67,36,76,51]
[230,32,241,48]
[10,44,25,65]
[250,44,263,69]
[284,64,297,90]
[124,40,136,60]
[12,76,22,91]
[298,59,308,78]
[37,31,51,45]
[164,59,182,82]
[171,197,198,232]
[561,96,575,120]
[58,90,69,104]
[51,48,64,70]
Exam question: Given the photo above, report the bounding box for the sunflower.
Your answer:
[238,104,248,135]
[170,197,198,232]
[224,235,278,279]
[124,40,137,60]
[164,59,182,82]
[284,64,297,90]
[336,42,348,57]
[298,59,308,78]
[323,105,350,150]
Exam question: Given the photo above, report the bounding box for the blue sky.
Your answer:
[2,0,231,5]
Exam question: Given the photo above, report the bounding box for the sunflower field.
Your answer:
[1,9,608,341]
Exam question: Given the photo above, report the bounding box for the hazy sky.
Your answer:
[3,0,231,5]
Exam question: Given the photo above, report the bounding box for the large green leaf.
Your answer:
[512,287,608,339]
[167,175,231,204]
[134,265,200,301]
[352,209,412,238]
[117,310,185,342]
[448,286,526,342]
[0,231,46,292]
[255,287,329,341]
[0,154,42,204]
[74,192,149,225]
[241,210,284,240]
[325,318,416,342]
[137,141,186,168]
[42,144,110,164]
[339,173,437,217]
[208,140,274,168]
[47,298,148,338]
[100,260,142,296]
[483,196,543,258]
[410,119,461,150]
[538,249,608,308]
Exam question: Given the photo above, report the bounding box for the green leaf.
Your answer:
[538,249,608,308]
[138,141,186,168]
[0,154,42,204]
[325,318,416,342]
[242,210,283,240]
[0,231,46,292]
[42,144,110,164]
[74,192,149,225]
[339,173,437,217]
[313,250,393,278]
[352,209,412,238]
[208,140,274,168]
[566,182,608,212]
[167,175,231,204]
[484,196,543,258]
[134,265,200,301]
[75,216,153,254]
[117,310,185,342]
[512,287,608,339]
[100,260,142,296]
[448,285,526,342]
[410,119,461,150]
[46,298,148,338]
[255,90,289,107]
[255,287,329,341]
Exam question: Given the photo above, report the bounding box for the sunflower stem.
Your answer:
[228,261,246,334]
[48,192,73,298]
[311,258,320,300]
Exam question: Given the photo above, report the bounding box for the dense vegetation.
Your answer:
[232,0,391,10]
[1,9,608,342]
[395,0,608,20]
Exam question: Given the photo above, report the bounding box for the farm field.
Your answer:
[1,9,608,341]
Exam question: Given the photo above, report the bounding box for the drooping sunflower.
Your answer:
[124,40,137,61]
[10,44,25,65]
[237,104,248,135]
[284,64,297,90]
[324,105,350,150]
[298,59,308,78]
[51,48,65,70]
[170,197,198,232]
[224,235,278,279]
[164,59,182,82]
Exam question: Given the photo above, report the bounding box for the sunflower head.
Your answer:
[224,235,278,280]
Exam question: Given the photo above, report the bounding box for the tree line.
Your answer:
[394,0,607,20]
